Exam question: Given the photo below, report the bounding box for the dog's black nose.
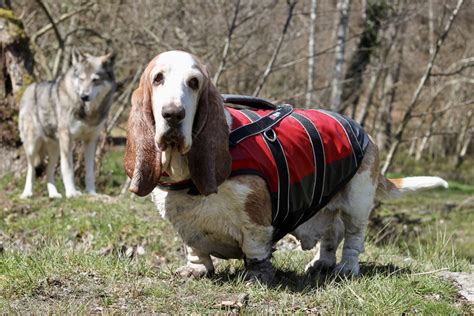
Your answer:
[162,105,185,125]
[80,94,90,102]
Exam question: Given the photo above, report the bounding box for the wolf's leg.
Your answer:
[84,135,98,194]
[59,130,81,198]
[176,246,215,278]
[46,141,62,198]
[20,141,40,199]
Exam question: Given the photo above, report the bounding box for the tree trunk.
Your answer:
[0,1,35,147]
[409,0,437,156]
[330,0,351,112]
[375,38,403,150]
[305,0,317,109]
[355,64,379,125]
[415,119,438,161]
[341,0,386,115]
[428,0,435,58]
[453,109,472,167]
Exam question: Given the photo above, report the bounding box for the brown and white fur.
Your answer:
[124,51,448,282]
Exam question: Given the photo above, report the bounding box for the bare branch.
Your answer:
[411,99,474,118]
[253,0,297,97]
[431,57,474,77]
[381,0,466,175]
[213,0,241,86]
[34,0,64,49]
[142,26,174,51]
[31,2,93,43]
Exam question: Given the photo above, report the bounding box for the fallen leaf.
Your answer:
[213,293,249,310]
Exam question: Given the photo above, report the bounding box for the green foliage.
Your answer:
[0,8,27,41]
[0,8,19,23]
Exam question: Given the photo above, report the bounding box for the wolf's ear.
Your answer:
[124,72,162,197]
[71,47,84,66]
[187,77,232,196]
[101,52,116,67]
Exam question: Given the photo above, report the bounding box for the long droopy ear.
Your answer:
[187,77,232,196]
[124,71,162,196]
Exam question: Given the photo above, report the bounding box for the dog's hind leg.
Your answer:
[327,141,379,277]
[46,141,62,198]
[334,199,372,277]
[20,140,41,199]
[304,209,344,274]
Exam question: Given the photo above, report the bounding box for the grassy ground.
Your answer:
[0,149,472,313]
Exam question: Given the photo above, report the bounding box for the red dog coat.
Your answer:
[227,106,369,241]
[157,98,369,242]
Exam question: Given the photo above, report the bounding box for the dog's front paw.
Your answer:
[244,258,275,284]
[305,259,335,274]
[244,269,275,284]
[333,259,360,277]
[175,263,214,278]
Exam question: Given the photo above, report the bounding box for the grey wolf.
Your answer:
[124,51,447,283]
[19,50,116,198]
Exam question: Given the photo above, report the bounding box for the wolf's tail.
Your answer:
[377,175,448,199]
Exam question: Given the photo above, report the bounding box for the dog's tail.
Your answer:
[377,175,448,199]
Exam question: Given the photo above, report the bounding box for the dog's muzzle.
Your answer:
[161,126,185,149]
[157,105,187,151]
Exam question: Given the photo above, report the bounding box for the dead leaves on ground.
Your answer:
[213,293,249,312]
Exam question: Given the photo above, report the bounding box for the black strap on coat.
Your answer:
[229,105,293,146]
[222,94,277,110]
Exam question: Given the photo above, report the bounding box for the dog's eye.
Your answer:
[187,77,199,90]
[153,72,164,86]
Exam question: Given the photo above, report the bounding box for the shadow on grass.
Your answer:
[212,262,412,293]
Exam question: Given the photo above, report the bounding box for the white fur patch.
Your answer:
[150,51,205,153]
[152,178,274,261]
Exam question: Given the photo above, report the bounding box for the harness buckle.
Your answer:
[263,129,277,142]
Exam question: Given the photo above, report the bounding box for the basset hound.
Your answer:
[124,50,448,283]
